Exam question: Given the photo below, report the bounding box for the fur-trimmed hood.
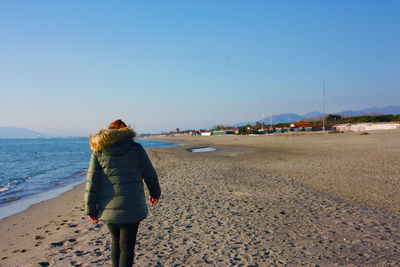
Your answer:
[89,127,136,152]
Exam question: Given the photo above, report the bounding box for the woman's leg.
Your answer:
[107,224,121,267]
[118,222,140,267]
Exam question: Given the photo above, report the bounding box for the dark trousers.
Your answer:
[107,223,140,267]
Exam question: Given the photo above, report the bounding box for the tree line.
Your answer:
[174,114,400,135]
[325,114,400,124]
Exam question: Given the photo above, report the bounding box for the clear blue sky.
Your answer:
[1,1,399,134]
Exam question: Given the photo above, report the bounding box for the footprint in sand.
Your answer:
[74,250,84,257]
[92,248,102,256]
[50,241,64,247]
[69,260,82,267]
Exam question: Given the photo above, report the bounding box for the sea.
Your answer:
[0,138,175,221]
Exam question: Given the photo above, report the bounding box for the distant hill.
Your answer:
[38,128,89,137]
[302,111,323,118]
[235,112,319,126]
[338,105,400,117]
[0,127,46,138]
[0,126,89,138]
[234,105,400,126]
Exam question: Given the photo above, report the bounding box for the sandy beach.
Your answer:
[1,130,400,266]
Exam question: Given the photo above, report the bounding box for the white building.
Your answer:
[333,122,400,132]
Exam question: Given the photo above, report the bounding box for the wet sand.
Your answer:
[1,130,399,266]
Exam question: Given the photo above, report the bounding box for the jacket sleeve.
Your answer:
[139,145,161,199]
[84,153,101,215]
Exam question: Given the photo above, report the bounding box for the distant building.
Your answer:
[226,128,239,134]
[290,122,313,132]
[211,128,237,135]
[201,131,211,136]
[212,130,227,135]
[290,122,311,128]
[189,130,201,136]
[170,130,194,136]
[246,126,258,131]
[333,122,400,132]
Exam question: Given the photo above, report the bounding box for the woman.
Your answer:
[85,119,160,267]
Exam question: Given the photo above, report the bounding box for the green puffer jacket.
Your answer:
[84,127,161,224]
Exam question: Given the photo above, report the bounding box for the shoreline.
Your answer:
[0,139,176,222]
[0,175,86,222]
[1,130,400,265]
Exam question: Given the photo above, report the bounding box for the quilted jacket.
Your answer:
[84,127,161,224]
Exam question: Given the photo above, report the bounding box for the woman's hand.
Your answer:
[149,196,158,206]
[88,214,98,224]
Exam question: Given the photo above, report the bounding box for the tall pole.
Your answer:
[323,81,326,133]
[261,112,264,128]
[270,115,272,128]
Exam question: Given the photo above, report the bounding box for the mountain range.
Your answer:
[235,105,400,126]
[1,105,399,137]
[0,127,45,139]
[0,127,89,139]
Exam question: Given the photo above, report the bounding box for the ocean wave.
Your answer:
[0,180,18,193]
[0,184,10,193]
[0,138,174,220]
[1,196,21,204]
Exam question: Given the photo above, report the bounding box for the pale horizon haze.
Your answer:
[1,1,399,134]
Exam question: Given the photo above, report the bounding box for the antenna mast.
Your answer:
[270,115,272,128]
[323,81,326,133]
[261,112,264,128]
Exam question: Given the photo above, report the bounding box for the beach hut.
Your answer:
[190,130,201,136]
[333,122,400,132]
[212,130,227,135]
[201,131,211,136]
[282,127,290,133]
